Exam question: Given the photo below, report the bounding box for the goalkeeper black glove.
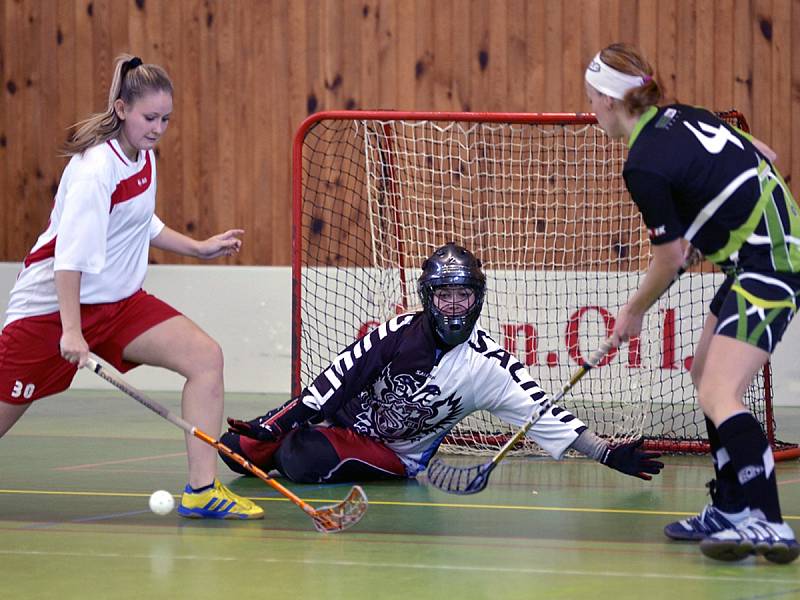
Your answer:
[601,438,664,480]
[226,397,320,442]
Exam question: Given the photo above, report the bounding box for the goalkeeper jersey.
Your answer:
[623,104,800,273]
[4,139,165,327]
[298,312,588,475]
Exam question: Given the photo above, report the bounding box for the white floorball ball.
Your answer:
[149,490,175,516]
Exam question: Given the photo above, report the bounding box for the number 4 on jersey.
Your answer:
[684,120,744,154]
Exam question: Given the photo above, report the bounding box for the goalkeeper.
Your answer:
[584,43,799,563]
[221,242,662,487]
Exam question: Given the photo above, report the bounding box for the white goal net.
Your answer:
[292,111,785,456]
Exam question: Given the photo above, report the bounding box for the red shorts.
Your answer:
[0,290,181,404]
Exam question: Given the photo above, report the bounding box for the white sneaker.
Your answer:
[700,517,799,564]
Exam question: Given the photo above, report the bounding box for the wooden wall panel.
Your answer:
[543,0,563,110]
[712,0,735,109]
[676,1,696,102]
[695,1,714,107]
[771,0,792,171]
[2,0,800,265]
[636,1,659,67]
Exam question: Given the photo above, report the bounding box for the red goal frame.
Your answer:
[291,109,799,460]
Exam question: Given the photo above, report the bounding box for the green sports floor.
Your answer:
[1,390,799,600]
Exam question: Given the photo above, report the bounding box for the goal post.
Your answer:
[291,110,799,460]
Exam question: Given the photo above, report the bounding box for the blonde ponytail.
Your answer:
[62,53,173,156]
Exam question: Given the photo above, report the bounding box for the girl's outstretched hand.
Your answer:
[196,229,244,259]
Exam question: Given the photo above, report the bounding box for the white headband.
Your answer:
[584,52,649,99]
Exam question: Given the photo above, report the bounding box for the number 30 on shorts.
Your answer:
[11,380,35,400]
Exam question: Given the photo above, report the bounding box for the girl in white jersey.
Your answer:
[0,54,263,520]
[584,43,797,563]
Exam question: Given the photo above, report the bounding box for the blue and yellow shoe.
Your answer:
[177,479,264,520]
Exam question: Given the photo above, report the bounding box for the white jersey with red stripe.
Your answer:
[3,139,165,327]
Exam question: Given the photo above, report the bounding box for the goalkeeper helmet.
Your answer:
[418,242,486,345]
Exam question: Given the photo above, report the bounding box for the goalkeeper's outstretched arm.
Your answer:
[570,430,664,481]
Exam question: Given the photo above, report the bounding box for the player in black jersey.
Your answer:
[220,243,662,488]
[585,42,799,564]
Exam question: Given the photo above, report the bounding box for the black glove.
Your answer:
[601,438,664,480]
[226,397,320,442]
[226,413,283,442]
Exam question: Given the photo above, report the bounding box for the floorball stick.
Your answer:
[85,357,367,532]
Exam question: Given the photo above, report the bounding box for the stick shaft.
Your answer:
[85,358,319,518]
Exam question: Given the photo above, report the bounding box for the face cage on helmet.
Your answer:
[431,285,478,317]
[420,280,485,345]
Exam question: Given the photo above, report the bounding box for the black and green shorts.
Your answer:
[710,271,800,353]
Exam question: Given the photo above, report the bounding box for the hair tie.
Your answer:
[122,57,143,77]
[642,74,653,85]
